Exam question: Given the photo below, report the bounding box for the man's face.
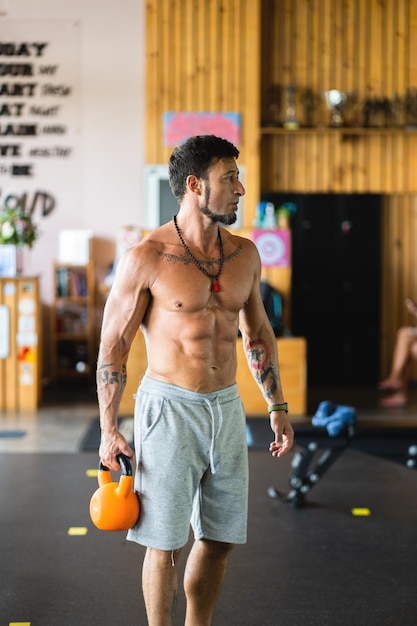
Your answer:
[199,158,245,225]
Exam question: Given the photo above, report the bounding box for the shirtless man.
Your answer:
[97,134,294,626]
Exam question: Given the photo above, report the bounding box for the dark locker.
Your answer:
[261,193,381,386]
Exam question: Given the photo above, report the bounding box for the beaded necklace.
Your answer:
[173,214,224,292]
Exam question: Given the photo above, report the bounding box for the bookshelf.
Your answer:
[51,261,95,381]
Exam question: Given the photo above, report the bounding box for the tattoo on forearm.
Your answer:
[246,339,278,401]
[97,362,127,387]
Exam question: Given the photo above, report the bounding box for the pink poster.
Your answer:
[163,112,241,146]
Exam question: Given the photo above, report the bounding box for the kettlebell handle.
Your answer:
[99,453,133,476]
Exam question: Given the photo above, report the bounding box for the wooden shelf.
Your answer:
[260,126,417,135]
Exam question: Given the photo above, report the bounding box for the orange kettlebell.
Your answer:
[89,454,140,531]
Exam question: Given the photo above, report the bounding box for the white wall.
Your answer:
[1,0,145,381]
[1,0,145,303]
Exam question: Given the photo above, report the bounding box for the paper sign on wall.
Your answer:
[0,305,10,359]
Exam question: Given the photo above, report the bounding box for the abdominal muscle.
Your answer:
[142,307,239,393]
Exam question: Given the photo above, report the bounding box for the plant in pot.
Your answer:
[0,206,39,275]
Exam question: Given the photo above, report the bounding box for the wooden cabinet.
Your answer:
[119,331,306,417]
[51,261,95,381]
[119,329,147,416]
[0,276,42,410]
[236,337,306,417]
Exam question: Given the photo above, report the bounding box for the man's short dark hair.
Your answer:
[168,135,240,202]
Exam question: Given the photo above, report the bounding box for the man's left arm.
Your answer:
[241,321,294,457]
[239,260,294,457]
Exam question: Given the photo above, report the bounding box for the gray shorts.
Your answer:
[126,376,249,551]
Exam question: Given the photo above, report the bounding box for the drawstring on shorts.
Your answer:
[203,396,223,475]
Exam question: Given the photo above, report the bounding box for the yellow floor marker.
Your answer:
[351,508,371,516]
[86,468,99,478]
[9,623,31,625]
[68,527,88,536]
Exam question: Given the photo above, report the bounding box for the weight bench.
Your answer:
[268,424,355,507]
[268,395,417,506]
[269,400,358,507]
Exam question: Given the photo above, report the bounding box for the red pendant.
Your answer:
[213,279,220,293]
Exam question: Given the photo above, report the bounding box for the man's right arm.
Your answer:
[97,246,151,469]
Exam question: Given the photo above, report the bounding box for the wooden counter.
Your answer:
[120,331,306,417]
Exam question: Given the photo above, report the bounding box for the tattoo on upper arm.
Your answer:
[245,339,278,400]
[97,362,127,387]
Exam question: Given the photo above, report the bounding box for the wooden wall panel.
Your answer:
[261,0,417,122]
[145,0,261,225]
[259,0,417,379]
[146,0,417,381]
[260,131,417,195]
[261,0,417,194]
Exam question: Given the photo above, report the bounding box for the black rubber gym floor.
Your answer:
[1,446,416,625]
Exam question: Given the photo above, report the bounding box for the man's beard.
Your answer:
[199,186,238,226]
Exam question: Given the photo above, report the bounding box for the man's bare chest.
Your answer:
[153,254,252,314]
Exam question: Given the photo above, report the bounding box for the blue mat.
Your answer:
[0,430,26,439]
